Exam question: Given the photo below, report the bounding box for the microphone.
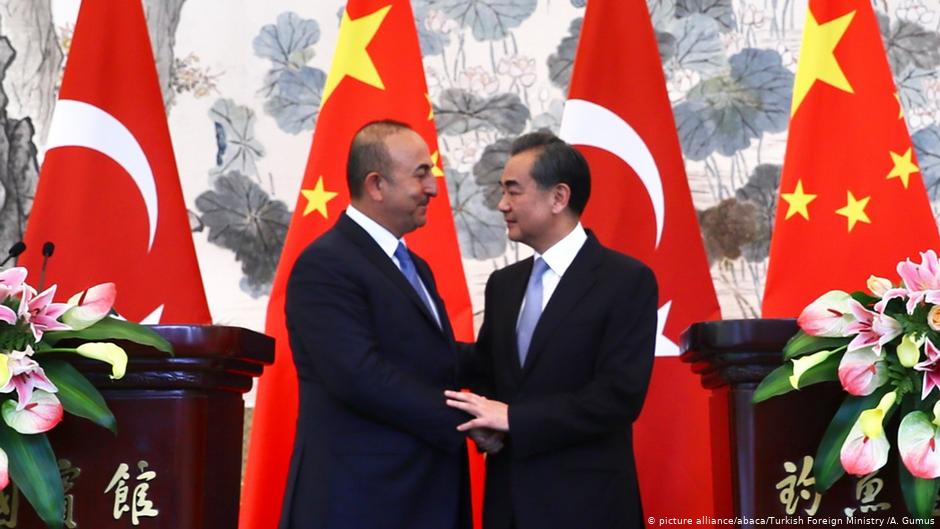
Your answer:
[0,241,26,267]
[38,242,55,292]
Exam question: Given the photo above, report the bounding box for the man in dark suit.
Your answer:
[279,120,480,529]
[446,131,658,529]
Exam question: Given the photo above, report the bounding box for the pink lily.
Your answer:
[0,447,7,490]
[1,389,63,434]
[844,299,902,354]
[0,348,58,411]
[915,339,940,400]
[797,290,857,337]
[0,267,26,300]
[898,403,940,479]
[877,250,940,314]
[838,346,889,396]
[62,282,116,330]
[841,392,896,476]
[17,285,70,341]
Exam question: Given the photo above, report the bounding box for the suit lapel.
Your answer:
[521,234,603,376]
[335,213,445,334]
[413,255,455,343]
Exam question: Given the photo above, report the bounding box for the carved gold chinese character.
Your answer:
[775,454,822,516]
[105,461,159,526]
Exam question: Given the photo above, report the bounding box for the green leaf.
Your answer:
[0,425,64,529]
[752,364,793,403]
[43,317,172,354]
[849,291,879,306]
[796,352,841,387]
[813,387,890,492]
[898,394,940,523]
[782,331,848,360]
[40,360,116,433]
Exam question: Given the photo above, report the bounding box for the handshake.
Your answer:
[468,428,504,454]
[444,390,508,455]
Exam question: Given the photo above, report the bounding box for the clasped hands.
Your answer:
[445,390,508,455]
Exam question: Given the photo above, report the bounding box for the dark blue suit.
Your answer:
[279,212,471,529]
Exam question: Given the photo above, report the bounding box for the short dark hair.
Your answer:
[510,131,591,215]
[347,120,413,198]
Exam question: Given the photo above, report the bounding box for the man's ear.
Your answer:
[552,183,571,214]
[364,171,383,202]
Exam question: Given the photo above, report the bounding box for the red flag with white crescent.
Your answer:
[21,0,210,324]
[560,0,724,524]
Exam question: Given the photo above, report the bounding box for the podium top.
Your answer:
[53,324,275,394]
[679,319,797,388]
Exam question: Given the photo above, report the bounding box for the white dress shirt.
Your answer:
[346,206,441,325]
[519,223,588,317]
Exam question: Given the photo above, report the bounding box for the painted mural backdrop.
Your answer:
[1,0,939,389]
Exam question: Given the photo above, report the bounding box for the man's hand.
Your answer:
[468,428,504,454]
[445,390,509,432]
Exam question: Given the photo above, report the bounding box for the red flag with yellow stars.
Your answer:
[763,0,940,317]
[240,2,475,528]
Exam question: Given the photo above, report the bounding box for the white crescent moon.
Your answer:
[45,99,158,251]
[559,98,665,248]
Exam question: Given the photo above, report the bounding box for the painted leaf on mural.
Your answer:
[447,168,507,259]
[210,99,267,178]
[472,137,513,209]
[434,88,530,136]
[670,14,727,75]
[547,18,581,91]
[676,0,735,32]
[428,0,537,41]
[913,125,940,202]
[264,66,325,134]
[195,171,291,297]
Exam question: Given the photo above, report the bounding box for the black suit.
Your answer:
[279,212,471,529]
[475,232,657,529]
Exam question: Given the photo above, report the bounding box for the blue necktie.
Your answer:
[516,258,549,366]
[394,242,438,324]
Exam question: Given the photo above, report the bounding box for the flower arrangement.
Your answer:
[755,250,940,519]
[0,267,171,529]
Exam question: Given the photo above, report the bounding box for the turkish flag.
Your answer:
[559,0,723,524]
[239,2,477,529]
[763,0,940,316]
[20,0,210,324]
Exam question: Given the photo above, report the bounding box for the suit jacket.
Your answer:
[279,212,472,529]
[475,232,657,529]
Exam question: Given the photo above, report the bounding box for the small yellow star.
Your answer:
[322,5,391,106]
[780,179,818,221]
[834,190,871,232]
[886,147,919,189]
[301,177,339,218]
[426,93,434,121]
[430,151,444,177]
[791,8,856,116]
[895,92,904,119]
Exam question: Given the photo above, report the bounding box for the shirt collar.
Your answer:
[535,223,587,277]
[346,205,402,259]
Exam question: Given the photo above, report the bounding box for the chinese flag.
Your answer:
[559,0,723,524]
[763,0,940,316]
[20,0,210,324]
[239,2,476,529]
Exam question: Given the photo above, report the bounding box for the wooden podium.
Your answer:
[6,325,274,529]
[681,319,930,527]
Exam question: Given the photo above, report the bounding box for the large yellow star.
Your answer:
[321,5,391,106]
[301,177,339,218]
[886,147,919,189]
[791,9,856,116]
[834,190,871,232]
[430,151,444,177]
[780,179,817,221]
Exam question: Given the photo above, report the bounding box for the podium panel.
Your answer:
[4,325,273,529]
[681,319,933,527]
